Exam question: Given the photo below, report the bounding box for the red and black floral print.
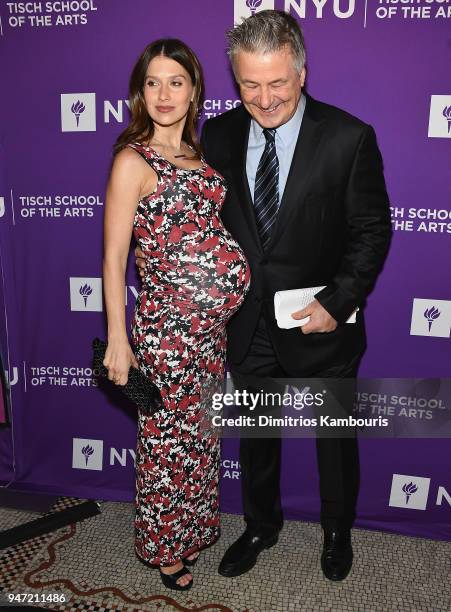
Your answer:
[129,142,250,567]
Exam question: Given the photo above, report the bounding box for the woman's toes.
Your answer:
[177,572,192,586]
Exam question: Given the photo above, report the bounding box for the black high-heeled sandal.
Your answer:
[184,552,200,566]
[159,564,193,591]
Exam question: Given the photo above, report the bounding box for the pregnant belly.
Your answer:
[141,234,250,320]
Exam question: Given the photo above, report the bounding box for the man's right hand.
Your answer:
[135,246,146,280]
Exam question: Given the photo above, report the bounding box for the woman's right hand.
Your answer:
[103,338,139,386]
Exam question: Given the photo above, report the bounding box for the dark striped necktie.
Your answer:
[254,128,279,249]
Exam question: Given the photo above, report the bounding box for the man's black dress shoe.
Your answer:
[321,529,353,581]
[218,529,279,577]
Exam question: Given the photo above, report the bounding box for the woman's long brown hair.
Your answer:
[114,39,205,159]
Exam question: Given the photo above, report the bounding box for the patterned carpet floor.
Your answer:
[0,496,450,612]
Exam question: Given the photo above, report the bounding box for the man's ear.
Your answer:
[300,67,306,88]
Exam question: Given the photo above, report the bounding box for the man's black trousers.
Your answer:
[230,315,361,536]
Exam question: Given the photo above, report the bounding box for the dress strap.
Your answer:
[128,141,152,162]
[127,142,169,175]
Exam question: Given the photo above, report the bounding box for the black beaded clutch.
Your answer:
[92,338,162,414]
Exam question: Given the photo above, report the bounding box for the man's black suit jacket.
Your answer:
[201,94,392,376]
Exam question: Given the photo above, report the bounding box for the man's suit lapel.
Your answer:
[230,107,264,254]
[266,94,326,251]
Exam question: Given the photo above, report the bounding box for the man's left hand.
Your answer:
[291,299,337,334]
[135,246,146,280]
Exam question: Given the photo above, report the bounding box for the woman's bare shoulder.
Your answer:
[111,146,152,180]
[114,145,144,166]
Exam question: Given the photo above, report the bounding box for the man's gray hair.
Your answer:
[227,10,306,73]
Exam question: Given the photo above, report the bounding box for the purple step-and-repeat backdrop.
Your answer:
[0,1,450,541]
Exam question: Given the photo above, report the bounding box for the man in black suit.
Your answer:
[136,10,391,581]
[200,10,391,581]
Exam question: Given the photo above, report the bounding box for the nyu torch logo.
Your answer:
[81,444,94,467]
[428,96,451,138]
[70,277,102,311]
[389,474,430,510]
[234,0,274,23]
[246,0,262,14]
[423,306,441,333]
[61,93,96,132]
[79,283,93,308]
[71,100,86,128]
[410,298,451,339]
[402,481,418,505]
[443,106,451,134]
[72,438,103,470]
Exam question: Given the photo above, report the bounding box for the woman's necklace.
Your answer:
[150,141,189,159]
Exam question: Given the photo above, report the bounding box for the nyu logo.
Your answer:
[247,0,264,15]
[73,439,140,470]
[234,1,356,23]
[60,92,133,129]
[286,0,355,19]
[443,106,451,134]
[72,438,103,471]
[428,95,451,138]
[410,299,451,339]
[5,367,19,387]
[234,0,274,22]
[389,474,451,511]
[423,306,440,333]
[69,277,138,311]
[70,277,102,312]
[61,93,96,132]
[71,100,86,128]
[389,474,430,510]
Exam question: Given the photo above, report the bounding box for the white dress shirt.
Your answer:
[246,93,306,205]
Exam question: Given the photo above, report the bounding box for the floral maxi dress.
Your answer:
[129,142,251,567]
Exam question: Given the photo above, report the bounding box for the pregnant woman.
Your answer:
[102,39,250,590]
